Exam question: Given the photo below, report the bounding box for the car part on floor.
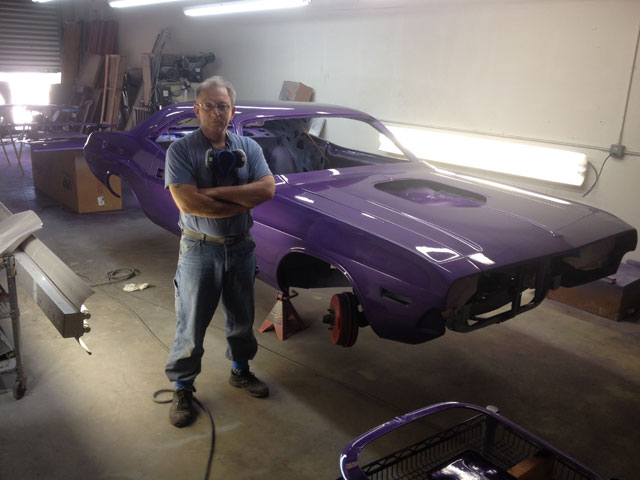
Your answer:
[339,402,608,480]
[0,201,93,346]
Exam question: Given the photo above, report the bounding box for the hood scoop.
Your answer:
[375,179,486,207]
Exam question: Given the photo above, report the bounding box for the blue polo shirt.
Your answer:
[164,128,272,237]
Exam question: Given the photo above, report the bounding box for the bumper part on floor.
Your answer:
[0,201,94,340]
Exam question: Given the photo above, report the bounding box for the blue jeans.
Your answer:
[165,235,258,387]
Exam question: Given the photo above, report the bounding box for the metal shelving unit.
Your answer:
[0,254,27,399]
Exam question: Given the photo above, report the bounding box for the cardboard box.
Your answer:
[31,149,122,213]
[547,262,640,321]
[279,81,314,102]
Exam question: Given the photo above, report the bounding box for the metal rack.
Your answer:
[0,254,27,399]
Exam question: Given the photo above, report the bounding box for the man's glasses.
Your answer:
[197,102,232,113]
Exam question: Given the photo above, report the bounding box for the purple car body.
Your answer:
[83,101,637,346]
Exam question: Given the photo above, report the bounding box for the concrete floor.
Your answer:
[1,148,639,480]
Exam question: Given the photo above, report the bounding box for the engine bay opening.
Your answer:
[445,261,552,333]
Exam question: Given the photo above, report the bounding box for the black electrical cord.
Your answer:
[98,282,170,352]
[86,270,216,480]
[86,267,139,287]
[583,154,611,197]
[105,285,410,416]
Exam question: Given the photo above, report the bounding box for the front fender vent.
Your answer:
[381,288,412,305]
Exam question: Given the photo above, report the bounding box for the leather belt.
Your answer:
[182,229,247,245]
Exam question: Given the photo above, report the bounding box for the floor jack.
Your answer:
[258,290,308,340]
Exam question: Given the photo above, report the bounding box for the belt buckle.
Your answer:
[225,234,245,245]
[223,235,238,245]
[205,234,223,244]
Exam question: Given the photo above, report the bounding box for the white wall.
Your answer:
[85,0,640,260]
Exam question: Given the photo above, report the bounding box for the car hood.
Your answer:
[281,163,631,268]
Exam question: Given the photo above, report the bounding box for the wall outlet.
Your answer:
[609,144,626,158]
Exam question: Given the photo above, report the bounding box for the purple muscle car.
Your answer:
[83,101,637,347]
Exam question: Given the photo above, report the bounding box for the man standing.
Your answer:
[164,76,275,427]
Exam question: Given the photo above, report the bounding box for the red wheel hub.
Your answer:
[328,292,359,347]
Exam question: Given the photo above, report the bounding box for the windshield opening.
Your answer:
[242,116,409,174]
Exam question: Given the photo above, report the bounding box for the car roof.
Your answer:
[132,100,384,139]
[232,100,377,123]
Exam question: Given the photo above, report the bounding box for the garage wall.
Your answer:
[82,0,640,260]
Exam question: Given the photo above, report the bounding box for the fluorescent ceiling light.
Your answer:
[185,0,310,17]
[380,125,587,186]
[110,0,189,8]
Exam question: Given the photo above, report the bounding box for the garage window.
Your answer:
[0,0,61,73]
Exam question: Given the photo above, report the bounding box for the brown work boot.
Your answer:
[169,388,195,427]
[229,369,269,398]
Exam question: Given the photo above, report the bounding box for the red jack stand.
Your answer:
[258,290,307,341]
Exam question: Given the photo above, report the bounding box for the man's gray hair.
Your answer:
[196,75,236,105]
